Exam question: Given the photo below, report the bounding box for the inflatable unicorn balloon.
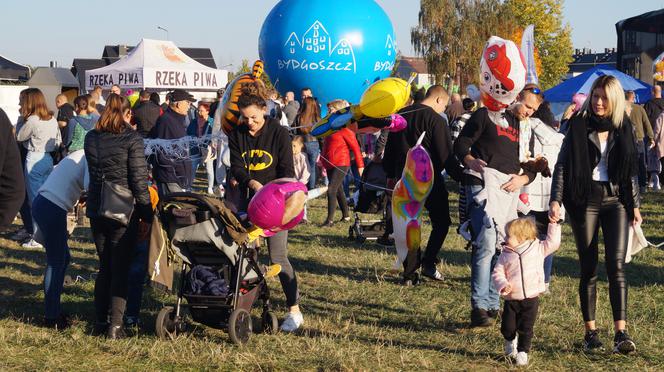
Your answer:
[391,132,434,271]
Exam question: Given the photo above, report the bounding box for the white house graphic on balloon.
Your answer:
[284,20,357,73]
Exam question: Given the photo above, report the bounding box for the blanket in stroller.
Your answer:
[185,265,231,297]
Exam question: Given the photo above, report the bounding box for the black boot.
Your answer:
[107,325,126,339]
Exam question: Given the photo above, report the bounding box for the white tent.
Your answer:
[85,38,227,92]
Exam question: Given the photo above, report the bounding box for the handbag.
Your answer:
[95,132,135,225]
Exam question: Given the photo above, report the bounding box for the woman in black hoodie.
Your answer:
[84,94,152,339]
[550,75,640,354]
[228,86,303,333]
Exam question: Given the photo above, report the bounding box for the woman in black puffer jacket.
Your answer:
[84,94,152,339]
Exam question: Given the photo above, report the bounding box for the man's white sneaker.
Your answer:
[515,351,528,366]
[22,238,43,249]
[504,337,518,358]
[207,187,215,195]
[279,312,303,333]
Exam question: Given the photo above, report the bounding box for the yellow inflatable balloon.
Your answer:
[359,77,412,118]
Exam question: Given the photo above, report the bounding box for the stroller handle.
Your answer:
[159,192,221,218]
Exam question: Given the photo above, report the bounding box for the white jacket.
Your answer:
[520,118,564,212]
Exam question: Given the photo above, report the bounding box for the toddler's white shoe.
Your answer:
[280,312,304,333]
[516,351,528,366]
[504,337,518,358]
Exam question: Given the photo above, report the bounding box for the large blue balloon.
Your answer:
[259,0,397,111]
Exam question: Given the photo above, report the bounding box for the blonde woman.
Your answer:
[550,75,640,354]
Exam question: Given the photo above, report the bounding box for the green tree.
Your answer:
[504,0,573,89]
[411,0,515,90]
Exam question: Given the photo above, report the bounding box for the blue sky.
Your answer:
[0,0,661,68]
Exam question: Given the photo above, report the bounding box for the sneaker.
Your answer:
[11,228,30,241]
[504,336,518,358]
[280,312,304,333]
[340,216,351,222]
[402,273,420,286]
[515,351,528,366]
[613,330,636,355]
[470,308,493,327]
[421,265,444,281]
[542,282,551,295]
[320,220,334,228]
[207,187,215,195]
[583,329,604,351]
[43,314,71,330]
[22,238,43,249]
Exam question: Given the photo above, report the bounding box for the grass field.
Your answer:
[1,186,664,371]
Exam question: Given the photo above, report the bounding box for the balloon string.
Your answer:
[317,153,394,193]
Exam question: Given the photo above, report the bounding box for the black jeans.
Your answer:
[267,230,299,307]
[402,183,451,279]
[90,217,138,326]
[326,166,349,222]
[501,297,539,353]
[568,181,629,322]
[636,140,647,188]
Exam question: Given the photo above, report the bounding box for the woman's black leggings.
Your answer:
[90,217,138,326]
[568,182,629,322]
[326,166,349,222]
[267,230,299,307]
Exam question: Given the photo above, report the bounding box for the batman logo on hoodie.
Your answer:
[242,149,273,171]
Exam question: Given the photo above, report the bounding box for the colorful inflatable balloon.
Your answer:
[216,60,265,134]
[359,77,412,118]
[479,36,527,127]
[310,75,413,138]
[247,178,308,233]
[653,51,664,82]
[391,133,434,270]
[258,0,397,112]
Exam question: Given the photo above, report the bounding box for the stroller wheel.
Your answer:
[155,306,178,340]
[262,311,279,334]
[348,226,355,240]
[228,308,252,345]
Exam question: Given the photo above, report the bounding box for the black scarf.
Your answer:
[566,112,637,206]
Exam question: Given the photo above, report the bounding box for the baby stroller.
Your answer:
[348,161,388,243]
[154,192,277,345]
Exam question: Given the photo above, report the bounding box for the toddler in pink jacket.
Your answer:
[492,216,561,366]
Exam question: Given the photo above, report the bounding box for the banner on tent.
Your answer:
[86,71,143,90]
[86,70,225,90]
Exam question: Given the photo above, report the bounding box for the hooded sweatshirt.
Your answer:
[492,223,561,301]
[229,117,294,197]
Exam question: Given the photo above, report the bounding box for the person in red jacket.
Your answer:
[321,100,364,226]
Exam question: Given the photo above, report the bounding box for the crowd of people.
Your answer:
[1,73,663,366]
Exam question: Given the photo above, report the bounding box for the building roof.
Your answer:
[28,67,79,87]
[0,54,30,81]
[398,57,428,74]
[568,51,617,74]
[616,8,664,34]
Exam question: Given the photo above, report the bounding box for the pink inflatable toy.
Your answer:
[247,178,308,233]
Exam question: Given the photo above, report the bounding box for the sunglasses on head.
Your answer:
[523,86,541,95]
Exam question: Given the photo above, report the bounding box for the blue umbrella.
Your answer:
[544,65,653,104]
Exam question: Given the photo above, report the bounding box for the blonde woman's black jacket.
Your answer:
[550,115,640,211]
[84,126,153,222]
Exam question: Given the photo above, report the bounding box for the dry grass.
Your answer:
[1,186,664,371]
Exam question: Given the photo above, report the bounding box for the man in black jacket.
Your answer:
[0,108,25,230]
[383,85,461,285]
[133,90,161,137]
[644,85,664,127]
[454,86,540,327]
[150,89,195,197]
